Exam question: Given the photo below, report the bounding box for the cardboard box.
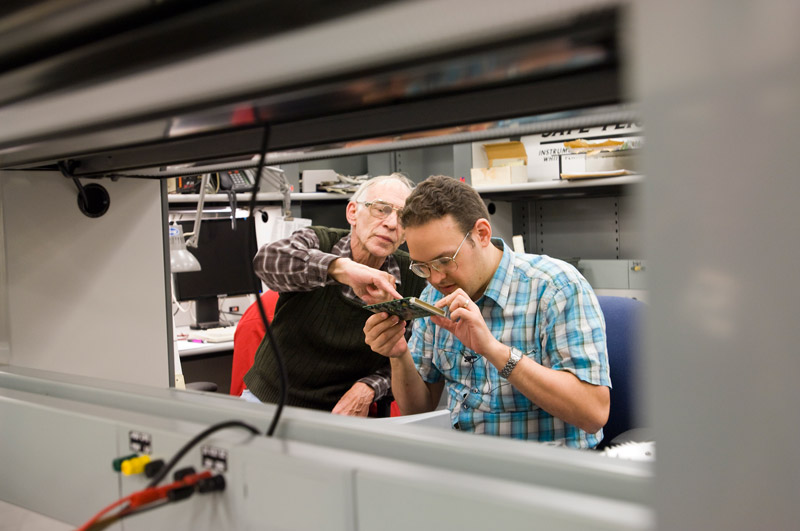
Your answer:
[471,141,528,188]
[587,150,639,173]
[521,123,644,181]
[558,149,640,176]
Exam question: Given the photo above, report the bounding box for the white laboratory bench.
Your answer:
[175,326,236,394]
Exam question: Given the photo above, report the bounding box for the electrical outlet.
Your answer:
[201,445,228,473]
[129,430,152,454]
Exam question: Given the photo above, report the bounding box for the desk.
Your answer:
[177,339,234,357]
[176,329,235,394]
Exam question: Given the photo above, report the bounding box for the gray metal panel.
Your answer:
[628,260,647,290]
[0,501,71,531]
[524,200,539,254]
[617,192,643,259]
[394,149,424,180]
[0,366,653,507]
[1,171,169,387]
[634,2,800,530]
[367,152,395,176]
[356,465,653,531]
[453,143,473,182]
[0,390,121,525]
[578,259,631,290]
[393,145,458,182]
[160,180,176,388]
[278,163,301,193]
[420,144,456,180]
[0,369,654,530]
[537,196,621,260]
[485,199,515,245]
[0,1,621,170]
[235,442,357,531]
[0,180,7,364]
[112,424,358,531]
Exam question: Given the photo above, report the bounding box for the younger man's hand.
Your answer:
[364,312,408,358]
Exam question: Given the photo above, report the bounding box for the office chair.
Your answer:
[186,381,218,392]
[230,290,279,396]
[595,295,648,450]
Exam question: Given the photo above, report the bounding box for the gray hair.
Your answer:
[350,173,415,204]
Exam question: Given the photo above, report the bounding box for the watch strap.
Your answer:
[499,347,522,379]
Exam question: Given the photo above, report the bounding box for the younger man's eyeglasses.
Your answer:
[409,231,471,278]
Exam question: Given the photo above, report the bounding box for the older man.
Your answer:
[243,173,427,416]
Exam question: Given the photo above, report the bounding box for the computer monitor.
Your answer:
[173,216,260,329]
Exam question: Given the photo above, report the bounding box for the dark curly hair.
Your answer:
[399,175,489,233]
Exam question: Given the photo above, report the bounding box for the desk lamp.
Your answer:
[168,221,198,391]
[169,223,201,273]
[169,174,210,273]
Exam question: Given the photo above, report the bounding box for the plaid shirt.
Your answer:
[408,239,610,448]
[254,228,403,400]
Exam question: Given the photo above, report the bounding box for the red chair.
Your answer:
[230,291,279,396]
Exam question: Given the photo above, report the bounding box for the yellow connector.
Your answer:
[120,455,151,476]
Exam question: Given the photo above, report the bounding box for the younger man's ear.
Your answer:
[473,218,493,245]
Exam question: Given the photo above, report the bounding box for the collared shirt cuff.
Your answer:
[305,249,339,285]
[358,373,390,401]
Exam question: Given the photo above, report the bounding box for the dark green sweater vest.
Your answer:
[243,226,427,411]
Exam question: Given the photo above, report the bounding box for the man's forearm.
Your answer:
[327,256,353,285]
[253,229,335,292]
[357,365,391,401]
[498,349,610,433]
[389,351,437,415]
[479,336,609,433]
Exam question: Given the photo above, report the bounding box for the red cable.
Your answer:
[129,471,212,508]
[75,471,213,530]
[75,494,134,531]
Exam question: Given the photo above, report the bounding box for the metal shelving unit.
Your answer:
[166,173,642,204]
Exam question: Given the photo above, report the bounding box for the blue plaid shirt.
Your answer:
[408,239,610,448]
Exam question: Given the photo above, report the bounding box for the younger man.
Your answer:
[364,175,610,447]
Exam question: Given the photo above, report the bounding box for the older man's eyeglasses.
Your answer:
[409,231,471,278]
[358,200,402,220]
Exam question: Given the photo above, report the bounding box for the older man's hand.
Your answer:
[328,257,402,304]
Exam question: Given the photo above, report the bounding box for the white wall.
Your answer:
[1,171,171,387]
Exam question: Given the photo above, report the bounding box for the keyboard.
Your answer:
[187,326,236,343]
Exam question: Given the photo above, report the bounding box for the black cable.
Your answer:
[72,176,89,208]
[57,160,89,207]
[246,122,289,437]
[146,420,259,488]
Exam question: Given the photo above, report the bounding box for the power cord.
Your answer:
[80,471,214,531]
[146,420,259,488]
[247,123,289,437]
[77,420,260,529]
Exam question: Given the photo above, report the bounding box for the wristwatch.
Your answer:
[499,347,523,379]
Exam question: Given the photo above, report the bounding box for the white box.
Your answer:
[471,141,528,188]
[301,169,338,193]
[470,165,527,187]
